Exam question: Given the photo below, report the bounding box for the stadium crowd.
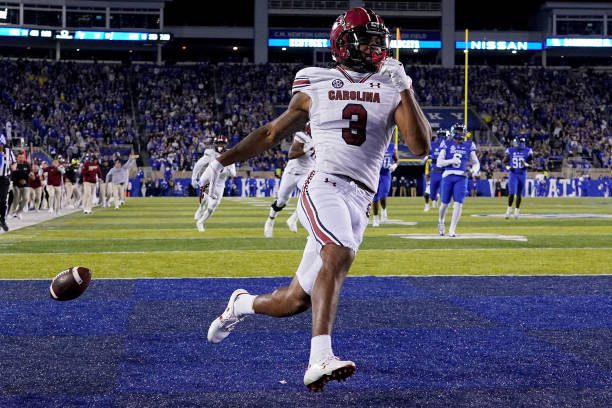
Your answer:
[0,60,609,176]
[0,60,136,160]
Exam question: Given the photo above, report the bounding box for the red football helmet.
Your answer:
[213,135,228,145]
[213,135,228,153]
[330,8,389,72]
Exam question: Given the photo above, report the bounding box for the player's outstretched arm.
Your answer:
[381,58,431,156]
[394,90,431,157]
[217,93,310,166]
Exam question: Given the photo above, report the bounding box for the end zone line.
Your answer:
[1,273,610,281]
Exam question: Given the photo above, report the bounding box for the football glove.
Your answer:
[302,140,314,154]
[389,163,399,173]
[380,58,413,92]
[198,159,224,200]
[451,156,462,166]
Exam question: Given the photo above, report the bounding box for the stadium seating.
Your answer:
[0,61,609,173]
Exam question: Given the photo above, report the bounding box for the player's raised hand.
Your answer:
[380,57,412,92]
[198,159,224,199]
[389,163,399,173]
[302,140,314,154]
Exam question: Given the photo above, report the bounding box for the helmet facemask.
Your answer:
[337,24,389,72]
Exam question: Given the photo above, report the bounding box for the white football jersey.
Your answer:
[193,148,236,181]
[284,131,315,175]
[292,66,401,191]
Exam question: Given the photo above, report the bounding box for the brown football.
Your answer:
[49,266,92,301]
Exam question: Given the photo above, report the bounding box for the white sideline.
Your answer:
[0,208,80,234]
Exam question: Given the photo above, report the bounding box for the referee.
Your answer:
[0,134,16,231]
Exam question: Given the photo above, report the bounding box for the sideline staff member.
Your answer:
[0,135,16,231]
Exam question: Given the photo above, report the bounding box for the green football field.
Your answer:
[0,196,610,279]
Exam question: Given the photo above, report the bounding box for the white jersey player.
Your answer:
[192,136,236,232]
[199,7,430,392]
[264,124,315,238]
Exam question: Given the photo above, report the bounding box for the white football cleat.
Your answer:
[196,219,205,232]
[514,209,520,219]
[381,209,388,223]
[372,216,380,227]
[424,203,430,212]
[207,289,249,343]
[264,218,274,238]
[304,355,356,392]
[286,212,298,233]
[194,200,207,220]
[438,223,445,236]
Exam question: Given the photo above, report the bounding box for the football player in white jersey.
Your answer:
[191,135,236,232]
[200,7,430,391]
[264,123,315,238]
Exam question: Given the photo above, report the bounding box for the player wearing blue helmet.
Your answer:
[503,136,533,219]
[372,142,398,226]
[423,128,448,212]
[436,124,480,237]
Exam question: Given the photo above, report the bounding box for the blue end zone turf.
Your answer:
[1,276,611,407]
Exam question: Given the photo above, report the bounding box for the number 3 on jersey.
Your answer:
[342,103,367,146]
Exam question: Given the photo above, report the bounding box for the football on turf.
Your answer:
[49,266,92,301]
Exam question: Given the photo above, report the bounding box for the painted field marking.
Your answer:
[472,213,612,219]
[380,219,418,226]
[390,233,528,242]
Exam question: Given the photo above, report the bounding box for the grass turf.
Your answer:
[0,196,610,279]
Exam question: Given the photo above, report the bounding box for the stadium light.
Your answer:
[233,46,238,51]
[281,47,286,51]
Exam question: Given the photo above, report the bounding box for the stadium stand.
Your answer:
[0,60,609,176]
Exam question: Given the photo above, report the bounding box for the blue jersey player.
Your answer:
[424,128,449,212]
[503,137,533,219]
[436,124,480,237]
[372,142,398,227]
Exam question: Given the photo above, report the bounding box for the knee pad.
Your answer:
[271,200,286,212]
[453,202,463,210]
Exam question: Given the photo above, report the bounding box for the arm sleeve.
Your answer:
[470,151,480,174]
[228,164,237,178]
[291,68,314,97]
[192,154,211,181]
[436,149,455,167]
